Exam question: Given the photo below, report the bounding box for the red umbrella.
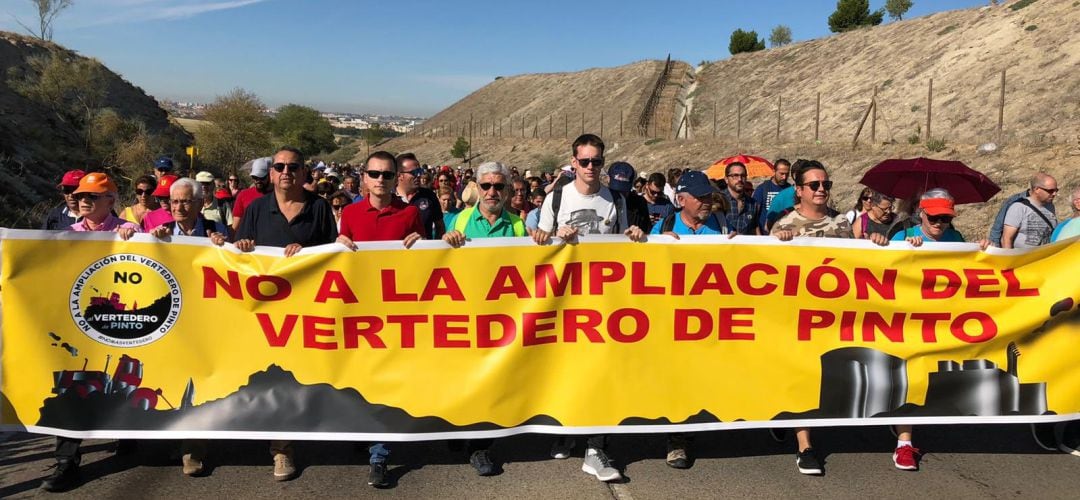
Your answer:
[858,157,1000,204]
[705,155,774,180]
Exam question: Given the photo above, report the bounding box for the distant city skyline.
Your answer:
[2,0,988,116]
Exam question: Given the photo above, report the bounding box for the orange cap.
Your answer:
[152,175,179,197]
[919,197,956,216]
[72,172,117,195]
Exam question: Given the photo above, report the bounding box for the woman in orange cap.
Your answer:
[892,188,990,249]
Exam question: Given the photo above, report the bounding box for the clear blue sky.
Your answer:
[1,0,987,116]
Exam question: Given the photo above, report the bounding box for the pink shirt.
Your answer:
[140,208,174,232]
[70,215,141,232]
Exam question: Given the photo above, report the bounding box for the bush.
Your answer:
[769,25,793,47]
[1025,25,1038,31]
[729,29,766,55]
[1009,0,1038,11]
[828,0,885,33]
[925,137,947,152]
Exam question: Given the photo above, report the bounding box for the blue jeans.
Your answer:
[369,443,389,464]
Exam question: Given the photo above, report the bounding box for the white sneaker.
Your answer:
[582,448,621,482]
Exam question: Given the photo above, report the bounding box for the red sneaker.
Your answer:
[893,444,920,471]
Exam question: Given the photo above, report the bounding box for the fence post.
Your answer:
[852,99,875,150]
[926,78,933,141]
[871,86,877,143]
[565,115,568,138]
[581,112,585,135]
[620,110,624,138]
[736,100,742,143]
[815,93,821,142]
[533,116,538,138]
[997,69,1006,142]
[776,94,782,142]
[712,102,717,138]
[600,111,605,137]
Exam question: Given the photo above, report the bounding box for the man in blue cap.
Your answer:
[652,170,729,237]
[153,156,174,179]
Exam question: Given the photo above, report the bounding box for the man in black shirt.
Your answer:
[395,152,444,239]
[607,161,652,232]
[234,147,336,256]
[227,146,334,482]
[41,170,85,230]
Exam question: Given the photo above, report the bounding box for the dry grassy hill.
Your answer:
[374,1,1079,239]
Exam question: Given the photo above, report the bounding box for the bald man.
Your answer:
[1002,172,1058,249]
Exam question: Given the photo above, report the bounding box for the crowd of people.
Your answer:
[33,134,1079,491]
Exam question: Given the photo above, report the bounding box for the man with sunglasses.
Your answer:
[642,172,675,226]
[231,157,273,233]
[1002,172,1058,249]
[41,170,85,230]
[337,151,425,254]
[533,134,644,248]
[395,152,445,239]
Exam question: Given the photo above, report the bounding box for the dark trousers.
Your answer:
[586,435,606,450]
[467,439,494,454]
[55,437,81,462]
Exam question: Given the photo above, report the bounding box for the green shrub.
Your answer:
[925,137,947,152]
[1025,25,1038,31]
[1009,0,1038,11]
[937,25,958,36]
[907,132,921,144]
[645,138,665,146]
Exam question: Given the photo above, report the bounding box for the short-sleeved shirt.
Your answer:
[752,180,787,230]
[524,207,541,231]
[339,197,424,242]
[443,207,462,231]
[235,191,337,247]
[537,183,628,234]
[70,215,141,233]
[1050,218,1079,242]
[771,210,853,238]
[448,207,525,238]
[764,186,797,230]
[231,187,264,223]
[646,196,676,226]
[719,190,762,235]
[650,211,728,235]
[398,187,443,239]
[890,224,965,243]
[1003,198,1056,248]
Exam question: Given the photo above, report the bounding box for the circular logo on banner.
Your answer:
[69,254,182,347]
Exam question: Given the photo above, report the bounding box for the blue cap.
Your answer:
[675,170,718,197]
[154,156,174,171]
[607,161,635,193]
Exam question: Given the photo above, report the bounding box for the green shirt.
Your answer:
[449,206,525,238]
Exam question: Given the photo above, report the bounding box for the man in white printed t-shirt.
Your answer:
[533,133,646,246]
[531,134,644,483]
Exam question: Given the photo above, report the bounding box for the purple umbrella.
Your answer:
[858,157,1000,204]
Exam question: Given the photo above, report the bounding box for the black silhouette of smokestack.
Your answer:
[1007,342,1020,377]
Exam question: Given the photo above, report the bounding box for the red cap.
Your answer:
[214,188,232,200]
[919,197,956,216]
[59,170,86,188]
[152,175,179,197]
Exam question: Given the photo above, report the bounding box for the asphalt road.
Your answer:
[2,425,1079,499]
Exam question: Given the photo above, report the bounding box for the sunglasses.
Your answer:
[61,186,77,195]
[927,214,954,224]
[365,170,397,180]
[576,157,605,168]
[403,168,422,177]
[228,178,239,182]
[479,182,506,192]
[1037,186,1059,194]
[74,192,108,202]
[332,204,348,211]
[272,162,302,173]
[860,196,871,201]
[800,180,833,192]
[251,175,267,181]
[134,188,152,196]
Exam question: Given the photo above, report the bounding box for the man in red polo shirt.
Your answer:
[337,151,424,250]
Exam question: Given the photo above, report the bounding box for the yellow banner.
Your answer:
[2,229,1078,440]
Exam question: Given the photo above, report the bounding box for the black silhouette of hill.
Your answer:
[620,409,721,425]
[83,294,172,339]
[37,364,561,433]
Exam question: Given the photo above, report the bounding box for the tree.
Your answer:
[769,25,793,47]
[885,0,913,20]
[269,104,336,156]
[450,136,470,162]
[16,0,73,41]
[729,29,766,55]
[195,89,272,173]
[828,0,884,33]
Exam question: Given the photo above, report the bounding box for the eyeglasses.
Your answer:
[61,186,76,195]
[272,162,302,173]
[926,214,954,224]
[170,199,195,206]
[331,204,348,211]
[800,180,833,192]
[1037,186,1059,194]
[227,178,238,182]
[575,157,605,168]
[403,168,422,177]
[873,204,894,213]
[479,182,506,192]
[74,192,108,203]
[365,170,397,180]
[727,172,748,179]
[134,188,152,196]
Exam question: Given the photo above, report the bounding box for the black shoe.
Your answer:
[666,435,692,469]
[367,462,389,488]
[470,450,498,476]
[41,460,80,492]
[796,448,823,475]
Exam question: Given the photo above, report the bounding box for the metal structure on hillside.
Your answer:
[637,55,673,137]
